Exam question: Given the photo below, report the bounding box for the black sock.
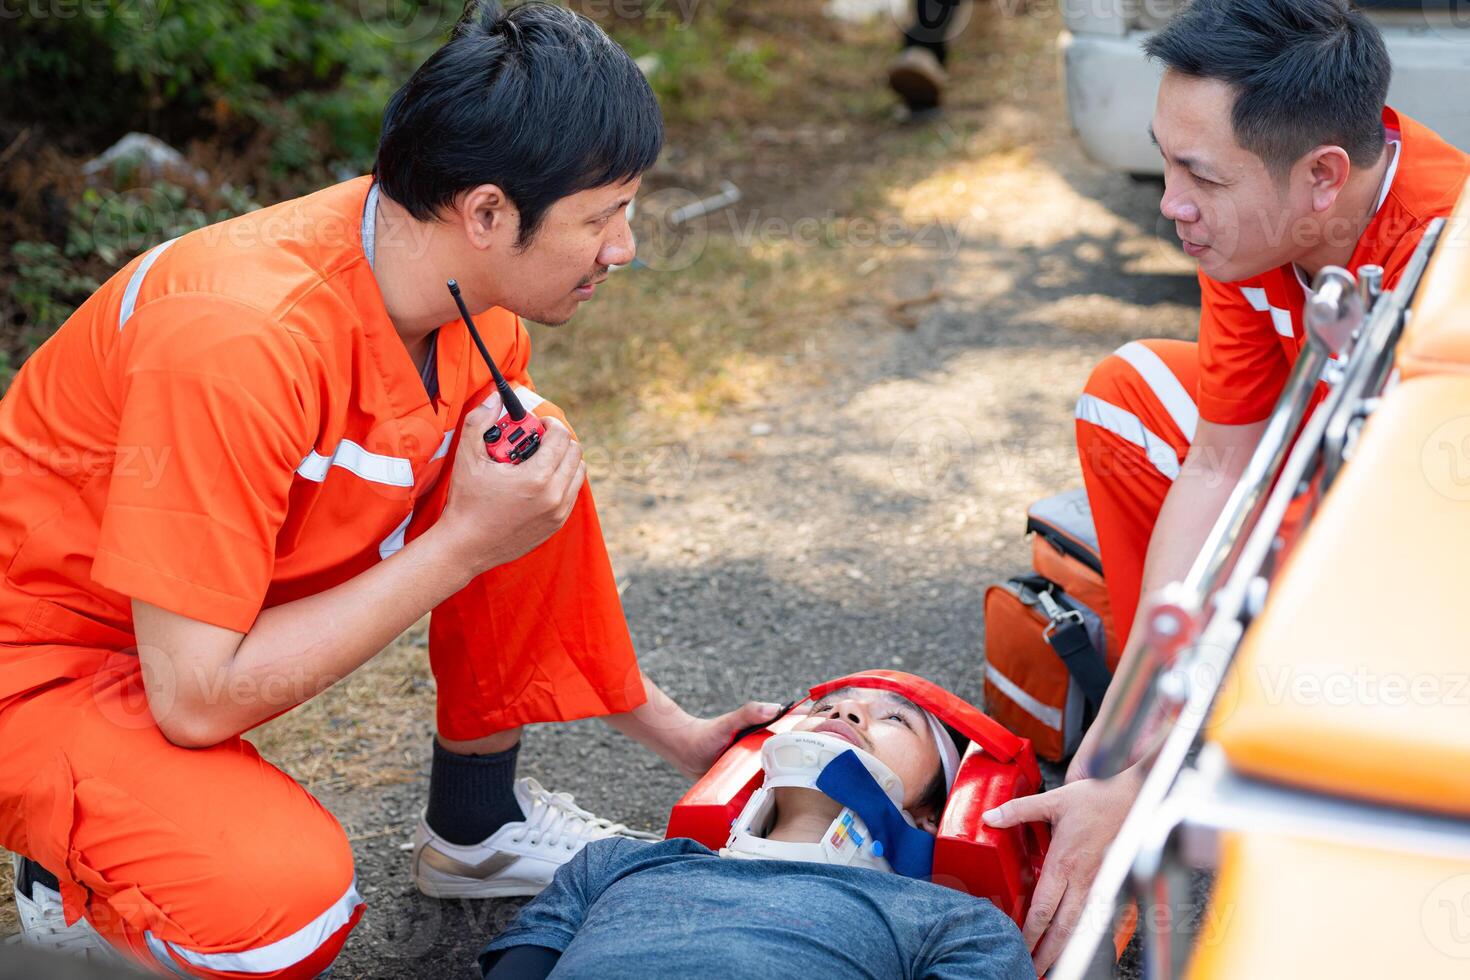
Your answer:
[18,857,60,896]
[425,739,526,846]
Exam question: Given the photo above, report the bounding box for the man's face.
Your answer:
[1152,71,1314,283]
[794,686,943,815]
[477,176,640,325]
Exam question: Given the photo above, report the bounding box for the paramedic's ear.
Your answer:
[458,184,517,248]
[1304,144,1353,213]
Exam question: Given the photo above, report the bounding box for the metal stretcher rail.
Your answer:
[1051,218,1447,980]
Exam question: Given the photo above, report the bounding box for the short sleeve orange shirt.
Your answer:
[1197,108,1470,425]
[0,178,555,694]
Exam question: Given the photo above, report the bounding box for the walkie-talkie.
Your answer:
[447,279,545,464]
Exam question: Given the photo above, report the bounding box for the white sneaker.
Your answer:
[10,853,129,966]
[411,778,662,899]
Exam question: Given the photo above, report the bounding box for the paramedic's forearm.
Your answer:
[602,672,698,763]
[602,672,783,779]
[134,524,478,746]
[1071,417,1266,776]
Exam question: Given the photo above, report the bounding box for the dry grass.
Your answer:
[245,623,437,797]
[0,854,13,934]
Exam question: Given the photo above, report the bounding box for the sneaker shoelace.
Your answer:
[16,884,112,957]
[511,779,660,851]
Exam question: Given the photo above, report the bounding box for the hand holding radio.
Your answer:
[439,391,585,576]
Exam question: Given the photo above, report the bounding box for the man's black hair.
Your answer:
[1145,0,1391,174]
[373,0,663,246]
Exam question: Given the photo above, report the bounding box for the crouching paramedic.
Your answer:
[0,3,779,974]
[982,0,1470,972]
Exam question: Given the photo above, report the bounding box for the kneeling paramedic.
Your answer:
[479,680,1034,980]
[982,0,1470,972]
[0,3,779,974]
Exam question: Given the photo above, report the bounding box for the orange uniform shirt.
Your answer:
[0,177,643,730]
[1198,108,1470,425]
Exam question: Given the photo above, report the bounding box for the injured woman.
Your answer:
[479,673,1037,979]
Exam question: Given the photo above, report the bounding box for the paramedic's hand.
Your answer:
[672,702,785,779]
[440,394,585,575]
[982,764,1145,974]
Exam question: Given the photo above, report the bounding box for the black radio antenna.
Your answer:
[447,279,527,422]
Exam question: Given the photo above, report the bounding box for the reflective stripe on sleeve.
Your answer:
[118,238,179,330]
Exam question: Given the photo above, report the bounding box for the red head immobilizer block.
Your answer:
[666,669,1049,927]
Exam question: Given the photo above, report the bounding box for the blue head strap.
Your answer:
[815,749,936,880]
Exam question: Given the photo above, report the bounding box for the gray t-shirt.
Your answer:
[481,837,1033,980]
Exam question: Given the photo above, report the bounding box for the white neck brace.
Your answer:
[720,732,918,873]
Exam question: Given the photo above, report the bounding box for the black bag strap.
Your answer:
[1012,576,1112,709]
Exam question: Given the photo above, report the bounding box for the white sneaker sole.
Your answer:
[412,872,550,900]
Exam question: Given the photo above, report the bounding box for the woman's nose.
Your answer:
[829,699,869,726]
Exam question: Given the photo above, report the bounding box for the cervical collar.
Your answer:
[720,731,936,878]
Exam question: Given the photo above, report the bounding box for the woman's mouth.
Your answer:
[1181,240,1209,258]
[813,720,866,750]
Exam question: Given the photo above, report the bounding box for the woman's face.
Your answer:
[794,686,943,815]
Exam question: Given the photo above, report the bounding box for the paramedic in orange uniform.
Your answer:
[981,0,1470,971]
[0,4,780,974]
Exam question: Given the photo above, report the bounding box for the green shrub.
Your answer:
[0,0,444,178]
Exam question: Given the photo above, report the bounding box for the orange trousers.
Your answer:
[1075,339,1200,647]
[0,662,362,977]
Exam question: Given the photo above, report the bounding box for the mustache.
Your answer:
[578,267,609,287]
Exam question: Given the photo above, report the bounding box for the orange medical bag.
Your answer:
[984,490,1120,762]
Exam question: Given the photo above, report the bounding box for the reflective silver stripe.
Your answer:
[297,438,414,487]
[432,429,453,461]
[1239,285,1294,338]
[1075,393,1181,481]
[151,879,362,974]
[985,663,1063,730]
[1113,341,1198,443]
[379,511,412,560]
[479,385,545,414]
[143,933,194,977]
[117,238,179,330]
[512,385,544,412]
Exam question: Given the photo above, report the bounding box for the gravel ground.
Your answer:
[325,100,1202,979]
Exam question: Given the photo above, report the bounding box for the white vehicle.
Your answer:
[1061,1,1470,175]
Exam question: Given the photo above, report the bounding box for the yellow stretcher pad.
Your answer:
[1187,831,1470,979]
[1208,375,1470,815]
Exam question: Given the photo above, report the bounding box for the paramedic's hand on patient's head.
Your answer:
[439,393,585,576]
[669,702,784,780]
[982,764,1145,974]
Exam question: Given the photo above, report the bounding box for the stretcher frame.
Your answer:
[1050,218,1450,980]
